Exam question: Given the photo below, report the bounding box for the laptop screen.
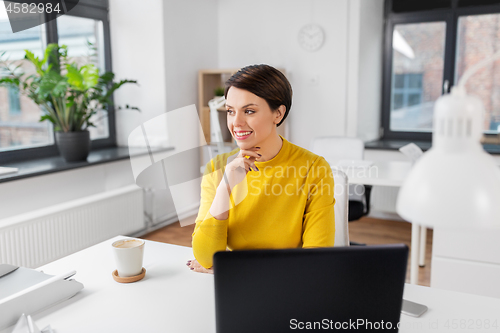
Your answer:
[214,244,408,333]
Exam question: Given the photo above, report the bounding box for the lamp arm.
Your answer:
[208,96,226,153]
[209,96,226,110]
[457,49,500,90]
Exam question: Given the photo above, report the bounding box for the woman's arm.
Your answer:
[191,148,260,269]
[302,157,336,248]
[191,164,230,269]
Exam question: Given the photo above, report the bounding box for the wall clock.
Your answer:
[298,24,325,52]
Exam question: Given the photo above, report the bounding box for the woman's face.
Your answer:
[226,87,283,150]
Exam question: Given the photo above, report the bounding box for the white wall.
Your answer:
[110,0,218,144]
[218,0,349,149]
[164,1,219,112]
[108,0,219,222]
[160,1,219,219]
[163,0,219,215]
[357,0,384,141]
[109,0,169,147]
[346,0,384,141]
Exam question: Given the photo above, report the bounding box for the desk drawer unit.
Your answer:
[431,228,500,298]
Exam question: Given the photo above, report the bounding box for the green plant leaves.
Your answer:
[0,43,140,132]
[37,70,67,98]
[81,65,99,88]
[65,64,83,90]
[39,114,55,124]
[66,63,99,91]
[99,71,114,84]
[0,76,20,86]
[24,50,44,74]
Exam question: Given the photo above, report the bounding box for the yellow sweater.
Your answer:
[192,137,335,268]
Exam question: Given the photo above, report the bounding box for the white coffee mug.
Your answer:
[112,239,145,277]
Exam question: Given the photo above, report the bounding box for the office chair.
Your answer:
[332,169,349,247]
[311,136,372,245]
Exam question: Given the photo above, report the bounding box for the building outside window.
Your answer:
[456,13,500,134]
[0,20,52,150]
[7,86,21,115]
[391,73,426,131]
[382,0,500,141]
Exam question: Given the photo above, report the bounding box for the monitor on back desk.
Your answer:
[213,244,408,333]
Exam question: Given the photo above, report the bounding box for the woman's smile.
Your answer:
[234,130,253,140]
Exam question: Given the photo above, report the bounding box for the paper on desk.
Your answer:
[0,267,52,300]
[0,167,19,176]
[399,143,423,163]
[12,314,53,333]
[0,268,82,330]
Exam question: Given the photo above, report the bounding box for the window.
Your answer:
[456,13,500,134]
[0,21,53,151]
[0,0,113,163]
[382,0,500,141]
[389,21,446,133]
[57,15,108,140]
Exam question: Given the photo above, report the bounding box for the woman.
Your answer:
[187,64,335,273]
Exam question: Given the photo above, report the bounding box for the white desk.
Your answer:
[330,160,426,285]
[3,237,499,333]
[332,160,412,187]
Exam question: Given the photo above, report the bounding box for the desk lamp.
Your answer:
[396,51,500,228]
[208,96,227,154]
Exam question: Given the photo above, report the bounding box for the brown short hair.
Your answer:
[224,64,292,127]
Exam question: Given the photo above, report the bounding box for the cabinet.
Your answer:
[431,228,500,298]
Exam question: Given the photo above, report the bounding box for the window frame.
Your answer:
[381,0,500,141]
[0,0,114,163]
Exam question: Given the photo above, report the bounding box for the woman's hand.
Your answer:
[187,259,213,274]
[224,147,261,191]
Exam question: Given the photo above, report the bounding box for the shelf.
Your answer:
[198,70,238,145]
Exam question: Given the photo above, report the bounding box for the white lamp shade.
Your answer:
[396,89,500,229]
[396,148,500,228]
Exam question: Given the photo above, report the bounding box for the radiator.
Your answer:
[0,185,144,268]
[371,186,400,213]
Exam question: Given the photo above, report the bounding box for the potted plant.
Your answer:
[0,43,138,162]
[214,86,225,97]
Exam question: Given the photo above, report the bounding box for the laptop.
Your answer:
[213,244,408,333]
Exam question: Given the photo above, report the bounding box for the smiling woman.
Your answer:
[188,64,336,272]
